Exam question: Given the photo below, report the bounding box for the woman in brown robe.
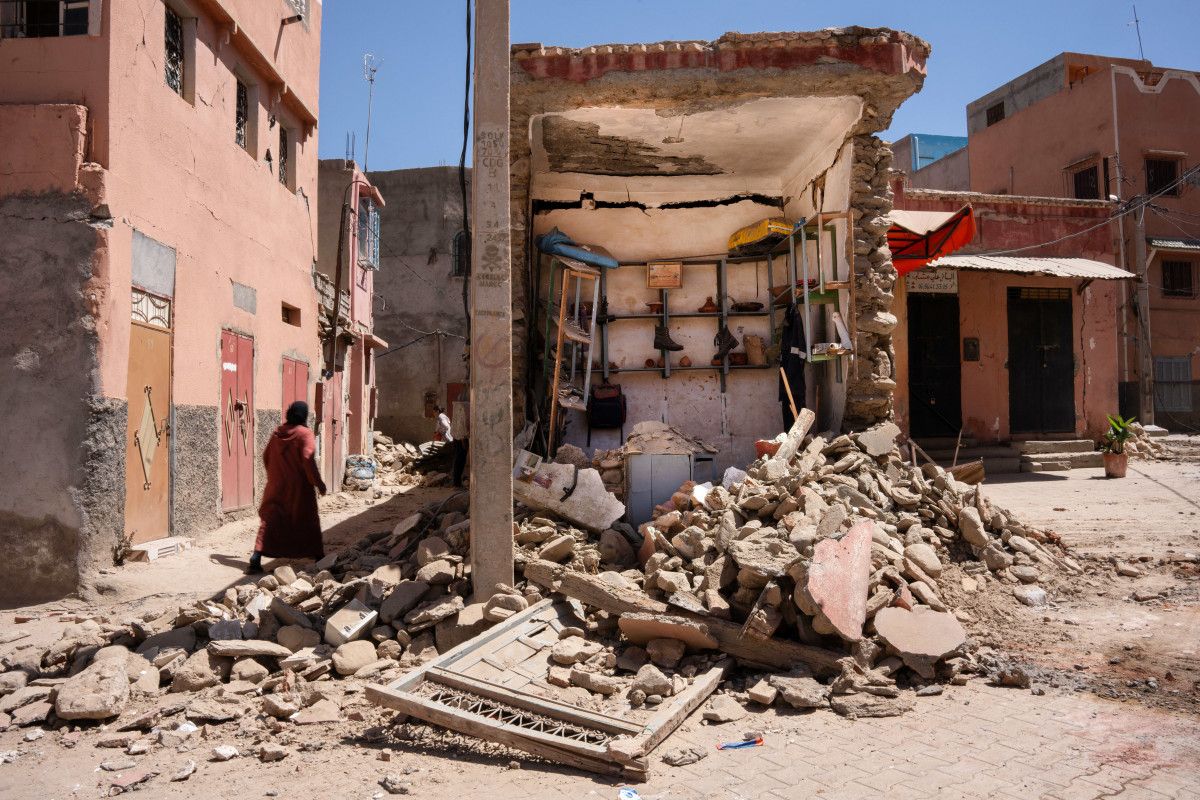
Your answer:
[247,401,327,573]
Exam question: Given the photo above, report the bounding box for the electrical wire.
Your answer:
[970,163,1200,257]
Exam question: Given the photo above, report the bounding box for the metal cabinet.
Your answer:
[625,453,694,528]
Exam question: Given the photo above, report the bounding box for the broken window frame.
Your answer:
[278,125,289,186]
[235,80,248,149]
[357,197,380,270]
[164,6,185,96]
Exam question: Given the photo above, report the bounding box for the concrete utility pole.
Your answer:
[1132,203,1155,425]
[469,0,514,599]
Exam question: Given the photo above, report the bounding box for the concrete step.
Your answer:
[914,437,978,451]
[1016,439,1096,455]
[1019,451,1104,470]
[924,445,1023,461]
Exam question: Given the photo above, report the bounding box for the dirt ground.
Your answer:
[2,438,1199,798]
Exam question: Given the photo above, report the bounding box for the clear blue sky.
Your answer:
[318,0,1198,172]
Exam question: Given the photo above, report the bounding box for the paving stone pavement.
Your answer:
[463,681,1200,800]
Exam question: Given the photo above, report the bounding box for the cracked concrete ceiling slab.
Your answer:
[531,96,863,200]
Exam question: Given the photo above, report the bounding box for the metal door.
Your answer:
[626,454,693,528]
[1007,287,1075,434]
[907,293,962,438]
[221,331,255,510]
[124,312,172,545]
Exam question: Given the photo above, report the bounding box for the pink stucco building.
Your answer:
[964,53,1200,430]
[0,0,323,604]
[316,159,387,488]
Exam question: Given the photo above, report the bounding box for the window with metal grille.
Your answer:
[1146,158,1180,196]
[357,198,379,270]
[1,0,88,38]
[1072,165,1099,200]
[1163,260,1195,297]
[235,81,248,149]
[278,127,288,185]
[986,101,1005,127]
[1007,287,1071,301]
[451,230,469,277]
[1155,356,1193,412]
[165,6,184,95]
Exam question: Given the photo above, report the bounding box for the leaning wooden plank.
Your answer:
[425,668,642,736]
[386,598,557,691]
[770,408,816,467]
[365,683,649,780]
[523,560,843,674]
[609,658,732,764]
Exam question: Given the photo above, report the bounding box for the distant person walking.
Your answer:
[433,404,453,444]
[247,401,327,574]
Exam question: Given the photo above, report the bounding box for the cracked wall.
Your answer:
[0,191,109,606]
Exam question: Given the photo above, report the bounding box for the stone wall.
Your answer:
[844,135,899,429]
[172,404,222,536]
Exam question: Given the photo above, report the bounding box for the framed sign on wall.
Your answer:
[646,261,683,290]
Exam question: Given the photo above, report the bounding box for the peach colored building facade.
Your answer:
[965,53,1200,430]
[892,184,1127,445]
[316,159,387,488]
[0,0,323,604]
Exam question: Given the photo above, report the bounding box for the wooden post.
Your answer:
[469,0,514,599]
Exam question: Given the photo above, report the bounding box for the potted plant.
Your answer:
[1098,414,1134,478]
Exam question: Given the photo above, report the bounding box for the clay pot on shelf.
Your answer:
[656,357,665,369]
[679,356,692,367]
[697,296,718,313]
[644,358,656,369]
[646,302,664,314]
[729,352,749,366]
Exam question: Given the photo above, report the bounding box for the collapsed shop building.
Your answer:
[508,29,931,473]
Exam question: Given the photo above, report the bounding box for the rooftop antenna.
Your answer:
[1128,4,1145,61]
[344,131,356,163]
[362,54,382,172]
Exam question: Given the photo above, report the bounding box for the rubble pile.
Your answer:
[1123,422,1166,460]
[511,418,1083,717]
[0,496,487,734]
[367,433,449,488]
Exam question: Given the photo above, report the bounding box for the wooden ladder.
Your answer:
[546,255,600,456]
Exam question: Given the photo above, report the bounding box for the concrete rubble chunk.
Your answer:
[873,606,966,679]
[616,613,718,651]
[805,521,873,641]
[416,536,451,566]
[512,463,625,531]
[568,668,622,695]
[207,640,292,659]
[537,535,576,563]
[55,649,131,720]
[325,599,378,646]
[958,507,988,547]
[1013,585,1049,607]
[645,638,686,670]
[856,422,900,457]
[662,745,708,767]
[632,664,673,697]
[551,636,603,665]
[332,640,380,676]
[830,692,914,718]
[415,559,456,584]
[404,595,464,632]
[726,536,799,579]
[702,694,746,723]
[380,581,431,624]
[769,673,829,709]
[903,543,943,578]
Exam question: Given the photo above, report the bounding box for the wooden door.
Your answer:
[907,293,962,438]
[322,369,344,485]
[282,357,308,419]
[124,319,172,545]
[1008,287,1074,434]
[221,331,255,510]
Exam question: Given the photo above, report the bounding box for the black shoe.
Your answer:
[713,326,738,361]
[245,562,264,575]
[654,325,684,351]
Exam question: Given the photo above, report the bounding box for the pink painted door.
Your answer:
[282,357,308,419]
[221,331,255,511]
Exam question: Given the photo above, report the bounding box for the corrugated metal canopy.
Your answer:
[1147,236,1200,252]
[926,254,1134,280]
